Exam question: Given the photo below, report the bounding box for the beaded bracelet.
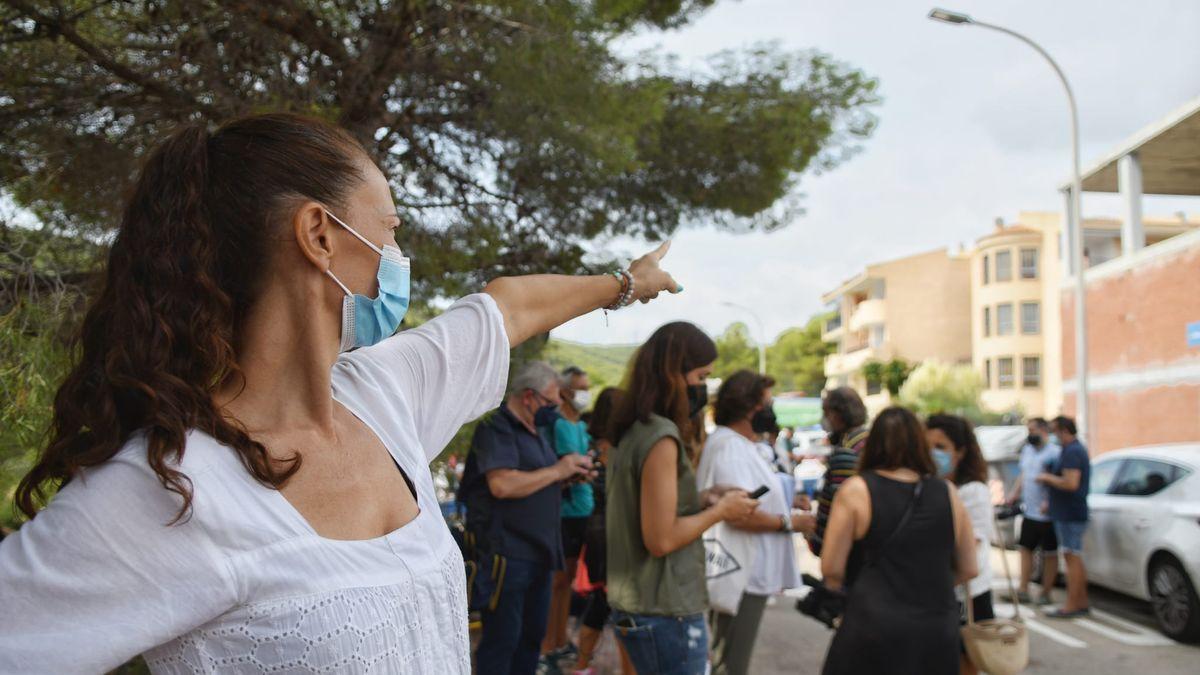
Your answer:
[604,268,634,311]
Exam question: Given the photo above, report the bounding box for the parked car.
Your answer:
[1084,444,1200,643]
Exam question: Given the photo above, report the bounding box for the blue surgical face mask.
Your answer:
[1048,433,1060,447]
[932,448,954,477]
[323,209,411,352]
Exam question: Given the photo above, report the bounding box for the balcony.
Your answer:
[848,298,886,332]
[825,341,894,377]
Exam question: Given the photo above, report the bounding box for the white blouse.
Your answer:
[0,293,510,674]
[956,480,996,600]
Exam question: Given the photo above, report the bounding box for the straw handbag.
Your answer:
[960,508,1029,675]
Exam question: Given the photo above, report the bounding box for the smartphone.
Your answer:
[749,484,770,499]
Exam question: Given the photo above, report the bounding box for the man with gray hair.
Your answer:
[459,360,594,675]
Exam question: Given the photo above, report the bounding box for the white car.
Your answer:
[1084,444,1200,642]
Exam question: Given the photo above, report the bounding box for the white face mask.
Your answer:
[572,390,592,411]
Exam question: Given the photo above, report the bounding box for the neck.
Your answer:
[561,403,581,423]
[727,418,756,442]
[506,396,537,433]
[213,279,342,437]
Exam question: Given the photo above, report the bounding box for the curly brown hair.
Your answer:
[15,113,368,522]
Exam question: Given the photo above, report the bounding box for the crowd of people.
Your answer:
[457,333,1094,675]
[0,112,1095,675]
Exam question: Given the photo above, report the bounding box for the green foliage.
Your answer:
[0,1,879,300]
[0,223,97,528]
[765,313,832,395]
[542,339,637,392]
[897,360,984,419]
[882,358,913,396]
[712,322,759,380]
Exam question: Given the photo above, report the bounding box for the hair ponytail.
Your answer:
[16,114,367,522]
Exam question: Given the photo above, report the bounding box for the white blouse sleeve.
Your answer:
[959,481,994,545]
[336,292,510,463]
[0,449,237,674]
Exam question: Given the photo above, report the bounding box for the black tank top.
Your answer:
[824,471,959,675]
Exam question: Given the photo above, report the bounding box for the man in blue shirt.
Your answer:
[1005,417,1060,604]
[1037,415,1091,618]
[459,361,594,675]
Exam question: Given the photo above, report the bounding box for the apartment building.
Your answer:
[822,247,972,412]
[970,211,1195,418]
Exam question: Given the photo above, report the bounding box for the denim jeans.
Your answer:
[474,556,553,675]
[611,610,708,675]
[1054,520,1088,555]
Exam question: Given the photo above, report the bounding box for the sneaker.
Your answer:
[547,643,579,662]
[1036,594,1054,606]
[1044,607,1090,619]
[536,656,561,675]
[1011,591,1033,604]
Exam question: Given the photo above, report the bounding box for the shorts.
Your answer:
[581,588,611,631]
[1054,520,1088,554]
[958,591,995,653]
[562,516,588,559]
[1018,518,1059,552]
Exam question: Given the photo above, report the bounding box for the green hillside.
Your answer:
[542,339,638,391]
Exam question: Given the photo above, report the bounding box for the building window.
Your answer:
[1022,356,1041,387]
[1020,248,1039,279]
[998,357,1014,389]
[995,249,1013,282]
[982,306,991,337]
[982,255,990,285]
[984,359,991,388]
[1021,302,1040,334]
[996,303,1014,335]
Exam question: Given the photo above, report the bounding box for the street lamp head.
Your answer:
[928,7,973,24]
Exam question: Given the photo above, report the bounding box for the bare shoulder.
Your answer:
[836,475,869,502]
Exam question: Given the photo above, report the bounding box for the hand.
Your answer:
[794,494,812,511]
[628,241,681,304]
[700,483,742,508]
[715,490,758,522]
[792,513,817,536]
[556,454,593,482]
[1035,473,1051,485]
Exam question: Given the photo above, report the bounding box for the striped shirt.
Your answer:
[809,427,868,557]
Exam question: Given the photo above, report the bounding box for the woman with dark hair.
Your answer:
[820,407,979,675]
[698,370,806,675]
[926,413,995,675]
[606,322,758,675]
[0,113,682,673]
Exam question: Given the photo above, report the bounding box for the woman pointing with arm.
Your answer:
[0,113,680,675]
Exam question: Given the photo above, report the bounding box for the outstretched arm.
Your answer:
[483,242,679,347]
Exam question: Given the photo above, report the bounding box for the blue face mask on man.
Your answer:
[323,209,411,352]
[932,448,954,477]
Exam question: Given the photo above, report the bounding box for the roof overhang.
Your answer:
[1064,95,1200,196]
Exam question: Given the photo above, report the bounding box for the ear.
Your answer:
[292,201,336,273]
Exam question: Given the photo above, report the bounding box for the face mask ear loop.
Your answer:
[323,208,383,256]
[325,269,353,296]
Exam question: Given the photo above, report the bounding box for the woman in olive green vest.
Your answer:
[606,322,759,675]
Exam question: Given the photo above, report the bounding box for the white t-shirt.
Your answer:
[698,427,799,596]
[0,293,510,674]
[957,481,995,600]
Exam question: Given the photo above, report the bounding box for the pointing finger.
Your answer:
[652,240,671,262]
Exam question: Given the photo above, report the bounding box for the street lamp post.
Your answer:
[928,7,1090,442]
[721,301,767,375]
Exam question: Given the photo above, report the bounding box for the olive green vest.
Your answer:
[605,414,707,616]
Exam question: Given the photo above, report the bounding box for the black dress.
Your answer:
[822,472,959,675]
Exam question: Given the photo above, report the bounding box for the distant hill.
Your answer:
[542,339,638,390]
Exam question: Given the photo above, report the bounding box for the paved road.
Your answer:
[748,546,1200,674]
[536,545,1199,674]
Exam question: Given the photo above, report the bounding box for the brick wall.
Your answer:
[1061,232,1200,454]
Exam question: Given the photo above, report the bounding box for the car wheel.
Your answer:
[1149,555,1200,643]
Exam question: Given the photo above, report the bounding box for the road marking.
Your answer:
[1073,614,1174,647]
[992,602,1088,648]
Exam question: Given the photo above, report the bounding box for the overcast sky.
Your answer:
[551,0,1200,346]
